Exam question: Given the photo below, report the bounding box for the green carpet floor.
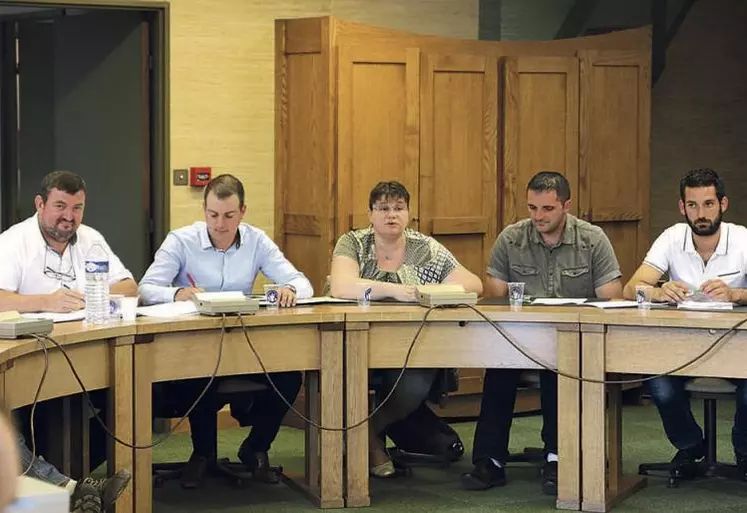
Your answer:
[149,401,747,512]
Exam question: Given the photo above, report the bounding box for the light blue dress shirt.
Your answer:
[138,222,313,305]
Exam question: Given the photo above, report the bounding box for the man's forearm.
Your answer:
[730,288,747,305]
[110,279,138,297]
[0,291,47,313]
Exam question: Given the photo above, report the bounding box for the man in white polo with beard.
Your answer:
[625,168,747,484]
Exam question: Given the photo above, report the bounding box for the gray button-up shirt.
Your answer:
[487,215,621,298]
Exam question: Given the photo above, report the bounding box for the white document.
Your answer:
[193,291,245,301]
[587,300,640,309]
[677,300,734,311]
[258,296,357,306]
[136,301,198,318]
[21,310,86,323]
[531,298,587,306]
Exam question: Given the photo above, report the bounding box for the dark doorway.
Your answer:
[0,2,168,280]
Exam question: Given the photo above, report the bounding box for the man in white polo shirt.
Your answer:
[0,171,136,511]
[624,168,747,482]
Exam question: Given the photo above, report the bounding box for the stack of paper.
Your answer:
[531,298,587,306]
[136,301,198,318]
[587,300,639,309]
[21,310,86,323]
[677,301,733,311]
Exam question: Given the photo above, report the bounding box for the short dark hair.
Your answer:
[368,181,410,210]
[680,168,725,202]
[38,171,86,203]
[204,174,245,208]
[526,171,571,203]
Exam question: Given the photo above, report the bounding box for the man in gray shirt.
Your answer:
[461,171,622,495]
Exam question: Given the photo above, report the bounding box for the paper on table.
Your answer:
[136,301,198,318]
[21,310,86,323]
[531,298,587,306]
[586,300,639,309]
[193,291,245,301]
[258,296,357,306]
[677,300,733,311]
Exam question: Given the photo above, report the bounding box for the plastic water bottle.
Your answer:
[85,242,110,325]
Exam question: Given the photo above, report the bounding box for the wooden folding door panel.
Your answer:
[579,51,651,283]
[503,56,579,225]
[337,46,420,235]
[279,49,333,294]
[420,54,498,396]
[420,54,498,282]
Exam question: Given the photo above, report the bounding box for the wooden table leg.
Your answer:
[110,336,134,513]
[304,369,321,495]
[581,326,646,512]
[287,323,345,508]
[605,380,646,510]
[581,325,607,512]
[133,338,153,513]
[557,324,581,510]
[345,322,370,507]
[319,325,344,508]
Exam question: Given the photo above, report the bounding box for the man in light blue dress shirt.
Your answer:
[139,174,313,489]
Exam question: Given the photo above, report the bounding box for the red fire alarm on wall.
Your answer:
[189,166,212,187]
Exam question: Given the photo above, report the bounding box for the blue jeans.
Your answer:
[17,432,69,487]
[648,376,747,456]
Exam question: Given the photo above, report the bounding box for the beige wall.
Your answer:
[129,0,477,233]
[651,0,747,237]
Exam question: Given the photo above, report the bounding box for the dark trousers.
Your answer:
[648,375,747,456]
[472,369,557,464]
[166,372,302,457]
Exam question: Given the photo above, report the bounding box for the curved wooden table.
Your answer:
[579,308,747,512]
[343,305,583,509]
[0,307,346,513]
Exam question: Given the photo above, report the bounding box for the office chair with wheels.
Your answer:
[152,378,283,488]
[638,377,737,488]
[369,369,464,475]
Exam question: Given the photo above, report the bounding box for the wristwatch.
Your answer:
[284,284,297,295]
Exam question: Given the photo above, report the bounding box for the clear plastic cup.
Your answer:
[358,287,372,308]
[508,282,525,307]
[264,284,280,309]
[635,284,653,310]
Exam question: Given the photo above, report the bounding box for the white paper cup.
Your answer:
[118,297,138,321]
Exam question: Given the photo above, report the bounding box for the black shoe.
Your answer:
[238,439,280,484]
[180,453,211,489]
[461,458,506,490]
[81,469,131,510]
[542,460,558,496]
[670,448,702,481]
[736,453,747,481]
[71,481,102,513]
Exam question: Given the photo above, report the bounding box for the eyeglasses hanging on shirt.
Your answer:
[43,245,76,284]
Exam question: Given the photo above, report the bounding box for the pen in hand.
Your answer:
[186,272,198,288]
[177,272,204,302]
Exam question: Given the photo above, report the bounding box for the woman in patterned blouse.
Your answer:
[330,181,482,477]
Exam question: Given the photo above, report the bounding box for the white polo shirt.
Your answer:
[643,222,747,291]
[0,214,133,295]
